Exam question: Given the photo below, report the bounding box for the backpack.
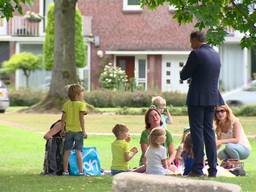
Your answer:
[42,120,64,175]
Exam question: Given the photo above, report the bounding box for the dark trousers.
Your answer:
[188,105,217,176]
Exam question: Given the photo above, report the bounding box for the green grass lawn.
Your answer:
[0,111,255,191]
[0,109,255,136]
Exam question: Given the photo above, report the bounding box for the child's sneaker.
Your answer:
[78,172,85,176]
[62,171,69,176]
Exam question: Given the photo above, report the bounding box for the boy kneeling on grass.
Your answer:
[111,124,138,175]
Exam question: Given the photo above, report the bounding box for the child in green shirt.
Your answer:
[111,124,138,175]
[61,84,87,176]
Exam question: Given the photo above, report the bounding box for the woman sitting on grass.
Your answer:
[214,104,251,160]
[139,108,176,169]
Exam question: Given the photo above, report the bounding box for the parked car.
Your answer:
[223,80,256,106]
[0,80,10,113]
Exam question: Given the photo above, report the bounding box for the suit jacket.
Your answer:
[180,44,224,106]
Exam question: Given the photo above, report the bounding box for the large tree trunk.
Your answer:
[29,0,77,112]
[49,0,78,98]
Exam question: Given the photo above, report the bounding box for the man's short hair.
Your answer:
[190,31,206,42]
[112,124,128,137]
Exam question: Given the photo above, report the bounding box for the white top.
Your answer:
[220,119,251,150]
[145,145,167,175]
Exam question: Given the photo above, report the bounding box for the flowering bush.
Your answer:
[99,63,128,90]
[24,11,43,22]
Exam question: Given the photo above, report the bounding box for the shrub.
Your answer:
[9,89,46,106]
[169,105,188,116]
[1,52,42,88]
[84,90,187,107]
[233,105,256,116]
[162,92,187,106]
[99,64,128,90]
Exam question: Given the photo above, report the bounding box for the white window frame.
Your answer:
[39,0,54,35]
[123,0,142,11]
[135,55,147,90]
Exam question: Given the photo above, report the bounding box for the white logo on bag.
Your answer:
[83,160,100,172]
[82,148,100,172]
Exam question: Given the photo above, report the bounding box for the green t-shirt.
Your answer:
[111,139,129,170]
[139,129,173,165]
[63,100,86,132]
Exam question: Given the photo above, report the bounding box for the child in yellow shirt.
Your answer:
[61,84,87,176]
[111,124,138,175]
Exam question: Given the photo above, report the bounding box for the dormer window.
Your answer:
[123,0,142,11]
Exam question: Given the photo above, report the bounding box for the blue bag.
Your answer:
[69,147,102,176]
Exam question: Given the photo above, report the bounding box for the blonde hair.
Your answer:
[148,127,165,147]
[151,96,166,108]
[214,104,237,138]
[112,124,128,138]
[67,84,84,101]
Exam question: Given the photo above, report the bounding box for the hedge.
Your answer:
[7,89,256,116]
[84,90,186,107]
[9,89,46,106]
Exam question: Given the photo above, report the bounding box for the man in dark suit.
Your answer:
[180,31,224,177]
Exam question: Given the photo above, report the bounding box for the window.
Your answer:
[123,0,142,11]
[166,62,171,67]
[118,59,127,71]
[138,59,146,78]
[135,56,147,90]
[166,71,171,76]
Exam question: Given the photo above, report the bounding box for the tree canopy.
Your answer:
[2,52,42,88]
[141,0,256,48]
[0,0,31,20]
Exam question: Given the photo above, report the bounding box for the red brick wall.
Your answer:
[78,0,194,90]
[15,0,40,16]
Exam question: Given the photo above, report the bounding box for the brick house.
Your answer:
[78,0,195,92]
[0,0,254,92]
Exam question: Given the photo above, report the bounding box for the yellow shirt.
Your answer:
[111,139,129,170]
[63,100,86,132]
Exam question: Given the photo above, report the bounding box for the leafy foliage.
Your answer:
[43,4,86,70]
[2,52,42,87]
[141,0,256,47]
[9,89,46,106]
[99,64,128,90]
[2,52,42,73]
[0,0,31,20]
[84,90,186,107]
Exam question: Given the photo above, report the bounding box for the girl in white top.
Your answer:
[145,127,168,175]
[214,104,251,160]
